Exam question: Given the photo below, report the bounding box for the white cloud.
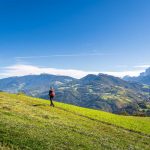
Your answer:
[0,64,99,79]
[102,70,143,78]
[134,65,150,69]
[0,64,145,79]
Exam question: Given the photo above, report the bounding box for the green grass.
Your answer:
[0,92,150,150]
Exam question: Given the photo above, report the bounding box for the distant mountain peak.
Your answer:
[140,67,150,76]
[123,67,150,85]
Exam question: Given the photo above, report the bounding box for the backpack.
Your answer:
[49,90,55,97]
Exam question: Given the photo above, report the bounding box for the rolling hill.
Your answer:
[0,73,150,116]
[0,92,150,150]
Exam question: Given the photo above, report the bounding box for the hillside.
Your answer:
[0,74,75,94]
[0,74,150,116]
[0,92,150,150]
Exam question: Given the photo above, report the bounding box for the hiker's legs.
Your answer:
[50,97,53,106]
[50,96,54,107]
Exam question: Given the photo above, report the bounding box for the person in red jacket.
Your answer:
[49,87,55,107]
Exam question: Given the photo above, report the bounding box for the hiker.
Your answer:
[49,87,55,107]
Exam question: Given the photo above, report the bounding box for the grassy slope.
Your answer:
[0,92,150,150]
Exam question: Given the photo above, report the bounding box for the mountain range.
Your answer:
[0,72,150,116]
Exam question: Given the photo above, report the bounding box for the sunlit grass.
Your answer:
[0,92,150,150]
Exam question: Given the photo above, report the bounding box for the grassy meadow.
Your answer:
[0,92,150,150]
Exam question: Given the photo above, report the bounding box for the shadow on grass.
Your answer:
[32,104,48,107]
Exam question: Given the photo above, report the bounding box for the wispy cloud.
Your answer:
[134,65,150,69]
[15,53,112,60]
[0,64,145,79]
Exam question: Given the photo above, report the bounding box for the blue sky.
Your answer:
[0,0,150,78]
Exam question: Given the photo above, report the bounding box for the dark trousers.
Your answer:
[50,96,54,107]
